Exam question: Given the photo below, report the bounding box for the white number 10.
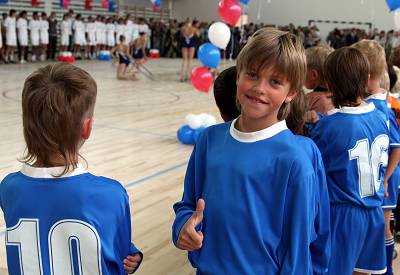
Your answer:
[6,219,102,275]
[349,135,389,198]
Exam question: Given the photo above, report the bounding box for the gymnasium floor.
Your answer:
[0,58,399,274]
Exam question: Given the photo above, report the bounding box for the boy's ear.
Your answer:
[285,89,298,103]
[311,69,319,81]
[82,117,93,140]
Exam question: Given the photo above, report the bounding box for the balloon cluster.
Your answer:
[58,52,74,63]
[177,114,217,145]
[191,0,248,93]
[150,0,161,11]
[98,51,112,61]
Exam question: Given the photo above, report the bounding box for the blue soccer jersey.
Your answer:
[366,93,400,209]
[0,164,142,275]
[173,119,330,275]
[310,103,389,208]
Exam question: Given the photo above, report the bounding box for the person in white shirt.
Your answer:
[29,12,41,62]
[40,12,49,61]
[138,18,150,49]
[95,15,103,54]
[67,9,74,51]
[106,17,115,49]
[125,15,133,44]
[116,18,125,45]
[131,18,139,42]
[86,16,96,59]
[4,9,17,63]
[60,14,69,53]
[17,10,28,63]
[73,14,85,58]
[99,16,107,50]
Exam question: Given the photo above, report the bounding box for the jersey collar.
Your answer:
[230,118,288,143]
[21,163,87,178]
[339,102,375,114]
[365,91,387,101]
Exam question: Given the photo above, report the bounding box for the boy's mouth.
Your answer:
[245,95,267,104]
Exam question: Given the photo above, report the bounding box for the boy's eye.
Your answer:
[246,72,257,79]
[271,79,282,86]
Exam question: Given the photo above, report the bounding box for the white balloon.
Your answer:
[187,115,203,129]
[198,113,209,123]
[203,115,217,128]
[185,114,195,125]
[208,22,231,49]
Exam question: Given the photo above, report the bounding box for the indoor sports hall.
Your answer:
[1,0,400,274]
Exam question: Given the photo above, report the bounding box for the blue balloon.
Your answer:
[192,127,205,143]
[155,0,161,6]
[387,0,400,11]
[239,0,249,4]
[198,43,221,69]
[177,125,195,145]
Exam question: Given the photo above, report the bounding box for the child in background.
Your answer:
[173,28,330,274]
[352,39,400,275]
[309,47,389,275]
[0,63,142,274]
[304,46,334,114]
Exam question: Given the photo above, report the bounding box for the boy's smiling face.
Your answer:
[236,65,295,128]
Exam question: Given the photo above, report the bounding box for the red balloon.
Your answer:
[218,0,241,26]
[101,0,108,8]
[191,66,213,93]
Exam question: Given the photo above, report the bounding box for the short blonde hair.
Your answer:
[236,27,307,121]
[392,65,400,93]
[380,71,390,91]
[306,46,334,84]
[352,39,387,80]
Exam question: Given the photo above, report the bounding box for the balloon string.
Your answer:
[257,0,261,20]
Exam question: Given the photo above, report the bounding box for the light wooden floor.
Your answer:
[0,58,399,275]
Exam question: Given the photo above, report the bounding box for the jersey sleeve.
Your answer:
[172,137,206,247]
[277,159,316,274]
[310,149,331,275]
[115,190,143,273]
[389,111,400,148]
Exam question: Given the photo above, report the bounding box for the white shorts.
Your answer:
[107,35,115,47]
[6,33,16,46]
[74,33,86,46]
[40,34,48,45]
[31,33,39,46]
[87,32,96,46]
[18,35,28,46]
[61,33,69,46]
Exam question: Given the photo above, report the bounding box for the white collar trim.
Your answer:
[365,91,387,101]
[20,163,86,178]
[230,118,288,143]
[339,102,375,114]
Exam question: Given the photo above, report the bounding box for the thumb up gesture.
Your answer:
[177,199,205,251]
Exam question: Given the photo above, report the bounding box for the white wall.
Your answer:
[171,0,396,38]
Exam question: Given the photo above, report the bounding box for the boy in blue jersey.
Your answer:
[352,40,400,275]
[173,28,330,274]
[0,63,142,275]
[309,47,389,275]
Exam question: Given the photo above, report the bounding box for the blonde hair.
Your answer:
[305,46,334,84]
[392,65,400,93]
[352,39,387,80]
[236,27,307,121]
[380,71,390,91]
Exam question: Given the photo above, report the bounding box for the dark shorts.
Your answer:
[118,52,130,66]
[132,48,144,59]
[181,35,196,48]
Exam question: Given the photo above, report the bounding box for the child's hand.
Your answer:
[384,179,389,199]
[177,199,205,251]
[123,253,142,274]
